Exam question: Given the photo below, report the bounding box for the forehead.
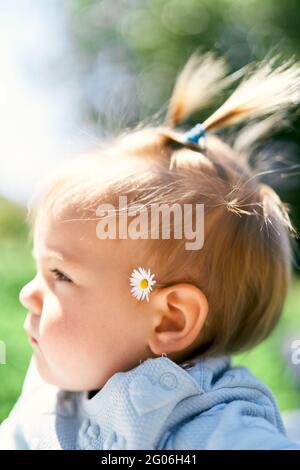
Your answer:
[33,210,112,265]
[32,204,157,279]
[32,209,148,275]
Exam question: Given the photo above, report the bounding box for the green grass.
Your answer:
[0,237,35,422]
[0,196,299,422]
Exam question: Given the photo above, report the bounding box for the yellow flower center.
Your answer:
[139,278,149,289]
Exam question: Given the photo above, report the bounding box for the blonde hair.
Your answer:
[29,52,300,358]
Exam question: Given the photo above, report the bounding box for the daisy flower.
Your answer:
[129,267,156,302]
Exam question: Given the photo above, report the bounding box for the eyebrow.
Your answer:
[31,248,74,263]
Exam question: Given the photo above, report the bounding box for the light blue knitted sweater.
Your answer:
[0,355,299,450]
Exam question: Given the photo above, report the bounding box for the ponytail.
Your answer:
[166,53,300,136]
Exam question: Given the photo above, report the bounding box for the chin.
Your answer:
[32,354,110,391]
[32,354,68,389]
[34,363,94,391]
[32,354,54,384]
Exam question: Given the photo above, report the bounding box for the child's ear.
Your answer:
[147,284,208,355]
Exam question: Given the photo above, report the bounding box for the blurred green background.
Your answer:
[1,0,300,423]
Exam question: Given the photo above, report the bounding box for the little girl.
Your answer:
[1,52,300,450]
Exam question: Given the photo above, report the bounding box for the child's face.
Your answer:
[20,210,155,391]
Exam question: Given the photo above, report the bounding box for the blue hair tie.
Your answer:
[183,122,206,148]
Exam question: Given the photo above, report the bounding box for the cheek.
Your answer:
[38,291,106,362]
[33,288,147,390]
[38,294,76,358]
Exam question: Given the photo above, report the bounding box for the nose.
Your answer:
[19,275,43,316]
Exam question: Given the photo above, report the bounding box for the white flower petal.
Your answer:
[129,267,158,302]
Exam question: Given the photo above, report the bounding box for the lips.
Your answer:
[24,328,39,344]
[24,314,39,344]
[28,335,38,345]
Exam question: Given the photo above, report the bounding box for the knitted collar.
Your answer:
[75,355,231,450]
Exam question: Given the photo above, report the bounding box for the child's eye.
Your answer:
[50,268,72,283]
